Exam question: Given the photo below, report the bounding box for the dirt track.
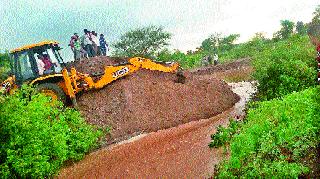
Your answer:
[58,59,255,178]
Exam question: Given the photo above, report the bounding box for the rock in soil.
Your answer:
[69,57,240,143]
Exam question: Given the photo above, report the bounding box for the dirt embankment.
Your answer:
[66,56,128,75]
[191,58,254,82]
[58,81,257,179]
[67,57,240,143]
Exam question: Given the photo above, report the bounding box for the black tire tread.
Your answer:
[37,83,67,104]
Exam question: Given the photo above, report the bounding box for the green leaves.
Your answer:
[200,33,240,55]
[157,50,203,69]
[0,86,102,178]
[0,52,11,81]
[214,87,320,178]
[253,35,317,100]
[209,119,240,148]
[113,26,171,58]
[273,20,295,41]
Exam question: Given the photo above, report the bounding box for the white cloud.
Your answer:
[0,0,318,54]
[167,0,318,52]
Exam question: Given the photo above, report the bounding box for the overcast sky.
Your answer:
[0,0,318,58]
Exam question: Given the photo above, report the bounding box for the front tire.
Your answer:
[37,83,67,104]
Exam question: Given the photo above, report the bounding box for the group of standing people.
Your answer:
[202,54,219,66]
[69,29,109,61]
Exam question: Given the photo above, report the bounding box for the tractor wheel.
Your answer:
[37,83,67,104]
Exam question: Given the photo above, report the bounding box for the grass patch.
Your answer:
[212,87,320,178]
[0,86,103,178]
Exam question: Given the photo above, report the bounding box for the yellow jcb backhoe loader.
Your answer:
[0,40,183,106]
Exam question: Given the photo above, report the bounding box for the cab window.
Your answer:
[47,49,62,72]
[14,51,37,82]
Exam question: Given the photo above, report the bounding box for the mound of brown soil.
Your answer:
[66,56,129,74]
[73,57,239,143]
[191,58,251,76]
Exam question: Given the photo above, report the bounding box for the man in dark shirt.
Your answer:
[99,34,108,56]
[308,24,320,83]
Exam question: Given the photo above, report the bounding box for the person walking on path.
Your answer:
[99,34,108,56]
[308,24,320,83]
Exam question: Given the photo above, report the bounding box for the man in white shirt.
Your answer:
[81,29,95,57]
[91,31,100,56]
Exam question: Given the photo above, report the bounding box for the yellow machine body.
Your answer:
[61,57,179,100]
[1,41,180,105]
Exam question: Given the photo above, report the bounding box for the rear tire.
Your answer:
[37,83,67,104]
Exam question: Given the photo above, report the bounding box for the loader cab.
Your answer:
[10,41,66,85]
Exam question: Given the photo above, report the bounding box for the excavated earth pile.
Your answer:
[68,57,240,143]
[190,58,251,76]
[66,56,129,74]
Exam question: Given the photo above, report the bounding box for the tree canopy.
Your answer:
[200,33,240,54]
[311,5,320,24]
[273,20,295,40]
[113,26,171,58]
[296,21,307,35]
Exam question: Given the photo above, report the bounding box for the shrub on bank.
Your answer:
[252,35,317,100]
[213,87,320,178]
[0,86,102,178]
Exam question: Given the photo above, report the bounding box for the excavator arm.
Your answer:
[62,57,180,103]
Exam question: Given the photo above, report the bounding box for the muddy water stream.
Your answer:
[58,81,257,178]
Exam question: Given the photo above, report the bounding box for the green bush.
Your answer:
[0,86,102,178]
[0,52,11,81]
[253,35,317,100]
[214,87,320,178]
[209,119,240,148]
[157,50,203,69]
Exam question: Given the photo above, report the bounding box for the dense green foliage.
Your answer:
[0,52,11,81]
[273,20,295,41]
[296,21,307,36]
[209,10,319,177]
[253,35,317,100]
[215,87,320,178]
[209,120,240,148]
[0,86,102,178]
[219,34,271,62]
[113,26,171,58]
[157,50,203,69]
[312,5,320,24]
[200,33,240,54]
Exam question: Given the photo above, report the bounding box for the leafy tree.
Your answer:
[200,33,240,54]
[219,34,240,52]
[200,33,222,53]
[253,35,316,100]
[113,26,171,58]
[311,5,320,24]
[201,38,214,52]
[273,20,295,41]
[251,32,266,41]
[0,52,10,68]
[296,21,307,35]
[0,52,11,81]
